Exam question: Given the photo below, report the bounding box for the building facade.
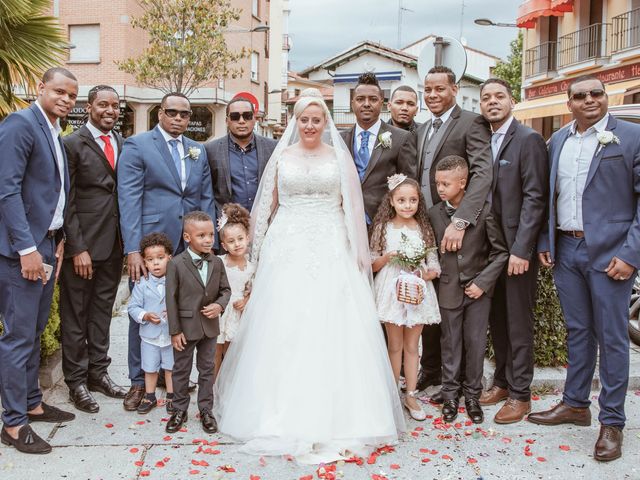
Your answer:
[515,0,640,137]
[44,0,286,140]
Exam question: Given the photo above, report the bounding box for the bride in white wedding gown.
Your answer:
[213,88,405,464]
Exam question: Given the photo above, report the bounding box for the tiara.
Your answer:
[387,173,407,191]
[216,213,228,232]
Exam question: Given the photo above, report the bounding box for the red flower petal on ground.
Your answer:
[390,464,400,469]
[531,395,541,401]
[136,420,145,425]
[421,458,431,463]
[179,427,187,432]
[454,423,462,428]
[163,435,172,441]
[464,421,473,427]
[250,476,261,480]
[259,457,267,466]
[559,445,571,451]
[410,431,419,437]
[419,448,430,453]
[524,446,533,457]
[430,450,438,455]
[525,439,536,444]
[134,461,144,467]
[284,455,294,462]
[442,454,453,460]
[537,457,547,462]
[140,471,150,477]
[414,427,424,432]
[467,458,477,464]
[163,457,170,463]
[210,450,221,455]
[218,465,236,473]
[367,453,378,464]
[299,476,313,480]
[371,475,388,480]
[199,460,209,467]
[501,437,512,443]
[129,447,139,453]
[104,423,114,428]
[189,469,200,475]
[155,461,165,468]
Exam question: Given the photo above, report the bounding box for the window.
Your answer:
[251,52,259,83]
[252,0,259,17]
[68,25,100,63]
[471,98,479,113]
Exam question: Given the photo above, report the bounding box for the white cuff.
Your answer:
[18,246,37,256]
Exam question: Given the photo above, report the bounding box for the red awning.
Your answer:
[517,0,568,29]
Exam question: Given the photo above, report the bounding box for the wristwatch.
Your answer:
[451,217,469,231]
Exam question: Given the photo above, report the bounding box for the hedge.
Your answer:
[0,284,61,360]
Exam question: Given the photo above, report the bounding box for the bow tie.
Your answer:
[192,253,210,270]
[445,204,457,218]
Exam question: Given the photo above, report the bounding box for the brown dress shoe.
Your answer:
[527,401,591,426]
[494,398,531,424]
[123,385,145,411]
[594,425,623,462]
[479,386,508,406]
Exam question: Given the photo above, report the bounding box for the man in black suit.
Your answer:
[60,85,127,413]
[387,85,420,133]
[478,78,548,424]
[416,66,493,393]
[205,97,277,214]
[340,73,417,222]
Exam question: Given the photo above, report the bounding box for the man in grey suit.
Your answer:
[416,66,493,393]
[205,97,277,214]
[340,73,417,222]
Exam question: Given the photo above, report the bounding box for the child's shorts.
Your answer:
[141,341,174,372]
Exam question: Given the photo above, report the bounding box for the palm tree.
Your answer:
[0,0,68,116]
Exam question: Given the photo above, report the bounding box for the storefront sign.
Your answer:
[148,105,212,142]
[524,61,640,100]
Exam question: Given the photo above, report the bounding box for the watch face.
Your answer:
[454,220,466,231]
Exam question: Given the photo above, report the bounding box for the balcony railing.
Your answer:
[332,108,391,126]
[612,7,640,53]
[558,23,610,68]
[524,41,557,78]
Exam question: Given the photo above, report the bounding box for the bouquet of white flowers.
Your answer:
[390,232,428,271]
[391,233,431,305]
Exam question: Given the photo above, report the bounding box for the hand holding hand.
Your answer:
[171,333,187,351]
[232,296,249,312]
[605,256,635,281]
[201,303,223,319]
[127,252,147,283]
[464,282,484,299]
[442,224,465,253]
[20,250,46,284]
[508,254,529,276]
[73,250,93,280]
[143,312,162,324]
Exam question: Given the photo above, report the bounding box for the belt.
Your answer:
[46,229,58,239]
[560,230,584,238]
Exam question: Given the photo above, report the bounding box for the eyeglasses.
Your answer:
[228,111,254,121]
[570,89,606,101]
[161,108,192,119]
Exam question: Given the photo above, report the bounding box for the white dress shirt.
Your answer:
[556,113,610,231]
[355,119,382,153]
[429,104,456,139]
[157,125,186,189]
[491,115,514,160]
[20,101,66,256]
[85,121,119,164]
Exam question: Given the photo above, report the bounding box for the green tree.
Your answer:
[118,0,247,96]
[0,0,68,116]
[493,31,523,102]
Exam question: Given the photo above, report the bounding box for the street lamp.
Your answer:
[474,18,518,28]
[224,25,270,33]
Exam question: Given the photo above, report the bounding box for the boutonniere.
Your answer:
[185,146,201,161]
[375,131,392,149]
[596,130,620,155]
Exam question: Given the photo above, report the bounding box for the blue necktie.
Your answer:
[491,133,501,162]
[355,130,371,181]
[169,139,182,181]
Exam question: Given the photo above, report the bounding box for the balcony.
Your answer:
[612,7,640,53]
[558,23,610,69]
[524,41,557,78]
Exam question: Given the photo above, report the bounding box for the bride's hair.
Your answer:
[293,88,330,119]
[369,177,436,254]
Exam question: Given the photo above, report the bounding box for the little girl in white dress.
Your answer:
[371,174,441,421]
[214,204,255,380]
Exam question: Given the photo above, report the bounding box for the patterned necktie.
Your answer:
[169,139,182,180]
[430,117,443,139]
[99,135,115,169]
[491,133,502,161]
[192,252,210,270]
[355,130,371,181]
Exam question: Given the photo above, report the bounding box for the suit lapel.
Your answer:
[182,137,197,188]
[221,136,232,196]
[417,120,431,170]
[205,257,215,286]
[29,105,58,167]
[585,115,617,189]
[430,106,460,162]
[79,125,116,179]
[183,253,205,287]
[152,127,182,189]
[345,126,356,157]
[362,122,386,183]
[550,126,572,196]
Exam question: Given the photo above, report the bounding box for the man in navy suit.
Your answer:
[118,92,215,410]
[0,67,78,454]
[531,75,640,462]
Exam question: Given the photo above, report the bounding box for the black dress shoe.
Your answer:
[1,425,51,454]
[465,398,484,424]
[123,385,145,411]
[442,399,459,423]
[27,402,76,423]
[200,409,217,434]
[69,385,99,413]
[137,397,157,414]
[88,375,127,399]
[416,371,441,392]
[166,410,188,433]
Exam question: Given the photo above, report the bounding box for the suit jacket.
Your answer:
[538,115,640,270]
[63,124,124,261]
[417,105,492,225]
[117,126,215,255]
[128,276,168,341]
[491,119,548,260]
[166,250,231,341]
[341,121,418,220]
[0,104,70,258]
[429,202,509,309]
[205,133,278,212]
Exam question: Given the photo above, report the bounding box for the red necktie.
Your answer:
[99,135,115,169]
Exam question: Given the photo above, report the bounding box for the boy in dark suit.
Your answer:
[165,211,230,434]
[429,155,508,425]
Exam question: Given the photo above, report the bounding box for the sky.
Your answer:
[288,0,521,72]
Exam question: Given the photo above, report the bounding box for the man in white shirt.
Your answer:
[0,67,78,454]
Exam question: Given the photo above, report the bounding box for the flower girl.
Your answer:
[214,204,255,380]
[370,174,441,421]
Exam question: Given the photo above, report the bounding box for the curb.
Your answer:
[40,276,130,396]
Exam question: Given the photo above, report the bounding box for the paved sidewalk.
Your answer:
[1,301,639,479]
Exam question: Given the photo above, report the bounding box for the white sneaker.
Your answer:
[404,390,427,421]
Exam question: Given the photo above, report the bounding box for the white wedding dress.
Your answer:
[213,150,405,464]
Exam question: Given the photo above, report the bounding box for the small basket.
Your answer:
[395,272,425,305]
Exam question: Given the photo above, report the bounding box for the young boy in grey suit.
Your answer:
[165,211,231,434]
[429,155,508,425]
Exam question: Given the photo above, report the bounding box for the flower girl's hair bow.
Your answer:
[387,173,408,191]
[216,213,229,232]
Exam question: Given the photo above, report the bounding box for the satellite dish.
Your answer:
[417,36,467,84]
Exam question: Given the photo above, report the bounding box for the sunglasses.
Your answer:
[228,111,254,121]
[162,108,192,119]
[570,89,606,101]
